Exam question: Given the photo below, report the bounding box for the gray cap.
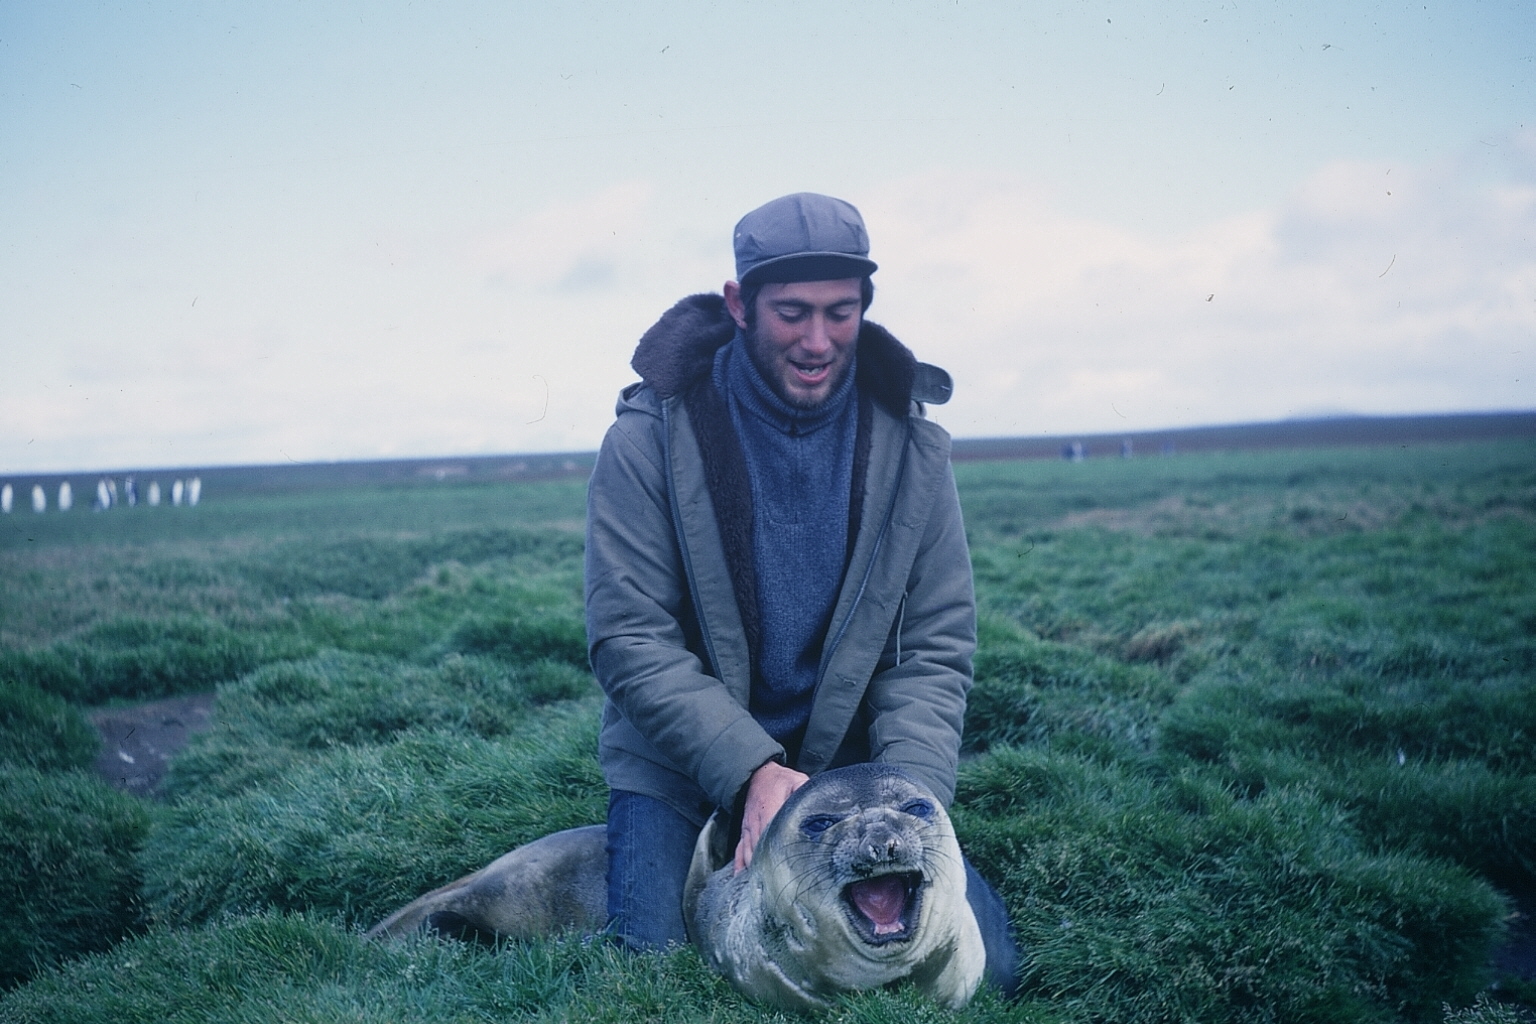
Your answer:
[733,193,878,286]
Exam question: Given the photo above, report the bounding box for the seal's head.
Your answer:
[685,764,985,1012]
[767,763,953,950]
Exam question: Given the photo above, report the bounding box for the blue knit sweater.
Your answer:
[713,332,858,757]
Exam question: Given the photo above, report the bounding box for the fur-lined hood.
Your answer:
[629,293,952,415]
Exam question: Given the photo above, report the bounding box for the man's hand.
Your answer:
[734,760,809,873]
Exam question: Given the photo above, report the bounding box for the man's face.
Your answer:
[726,278,862,410]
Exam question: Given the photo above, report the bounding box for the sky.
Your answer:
[1,0,1532,475]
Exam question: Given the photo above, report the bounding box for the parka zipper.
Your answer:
[813,418,914,689]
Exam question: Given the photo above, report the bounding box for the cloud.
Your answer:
[3,135,1531,474]
[863,134,1536,438]
[477,182,654,294]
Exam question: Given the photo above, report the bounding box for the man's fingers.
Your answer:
[733,762,812,874]
[733,831,755,873]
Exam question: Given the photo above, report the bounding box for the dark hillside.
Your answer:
[3,411,1531,504]
[951,411,1536,462]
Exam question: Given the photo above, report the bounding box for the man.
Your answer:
[584,193,1015,988]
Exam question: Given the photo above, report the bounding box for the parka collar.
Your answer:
[630,293,952,417]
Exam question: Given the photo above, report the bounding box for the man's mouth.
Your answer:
[791,362,831,385]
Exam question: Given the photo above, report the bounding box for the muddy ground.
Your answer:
[88,692,215,798]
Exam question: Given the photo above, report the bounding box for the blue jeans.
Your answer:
[605,789,1020,994]
[605,789,701,948]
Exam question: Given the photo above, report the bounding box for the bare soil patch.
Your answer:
[88,692,215,798]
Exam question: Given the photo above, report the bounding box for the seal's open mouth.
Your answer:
[843,872,924,944]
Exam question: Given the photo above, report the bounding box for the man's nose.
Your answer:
[801,315,833,353]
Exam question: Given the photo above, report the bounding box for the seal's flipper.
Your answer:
[366,824,607,942]
[682,809,732,945]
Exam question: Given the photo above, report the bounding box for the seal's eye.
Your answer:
[800,814,840,839]
[900,799,934,820]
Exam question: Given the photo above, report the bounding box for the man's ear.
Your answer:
[723,280,748,330]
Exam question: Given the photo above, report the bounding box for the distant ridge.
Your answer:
[3,412,1532,498]
[950,410,1536,462]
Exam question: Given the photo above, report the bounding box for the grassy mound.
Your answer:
[163,651,595,799]
[0,682,98,772]
[0,911,1056,1024]
[0,765,150,990]
[141,704,605,928]
[1162,675,1536,887]
[0,615,314,704]
[964,615,1175,754]
[954,748,1507,1023]
[241,528,584,600]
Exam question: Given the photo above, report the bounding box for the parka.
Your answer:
[584,293,976,827]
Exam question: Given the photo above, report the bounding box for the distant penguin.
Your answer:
[96,479,112,510]
[58,481,73,512]
[31,485,46,513]
[2,483,12,514]
[124,477,138,507]
[147,481,161,506]
[172,480,184,506]
[188,477,201,506]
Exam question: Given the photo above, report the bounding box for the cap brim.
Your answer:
[739,252,878,286]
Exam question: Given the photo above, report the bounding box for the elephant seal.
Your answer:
[369,766,1002,1012]
[364,824,606,942]
[682,763,987,1012]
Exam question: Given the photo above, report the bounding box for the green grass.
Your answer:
[142,705,606,928]
[0,682,98,771]
[955,748,1504,1023]
[0,912,1063,1024]
[0,765,150,989]
[163,651,595,799]
[1,440,1533,1019]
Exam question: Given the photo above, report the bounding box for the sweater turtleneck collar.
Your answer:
[713,328,857,436]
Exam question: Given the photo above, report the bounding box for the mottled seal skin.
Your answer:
[367,766,991,1013]
[682,763,986,1012]
[364,825,606,943]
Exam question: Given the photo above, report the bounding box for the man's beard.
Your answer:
[742,321,854,411]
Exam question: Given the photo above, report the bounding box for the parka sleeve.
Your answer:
[862,460,975,808]
[584,406,785,811]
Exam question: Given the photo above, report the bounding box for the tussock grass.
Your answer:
[449,609,588,667]
[1162,675,1536,886]
[954,747,1506,1023]
[0,615,313,703]
[0,682,97,771]
[241,527,583,601]
[1,528,587,711]
[164,651,595,798]
[1441,995,1536,1024]
[0,911,1061,1024]
[964,615,1175,753]
[141,703,605,928]
[3,443,1533,1018]
[0,765,149,989]
[1162,673,1536,773]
